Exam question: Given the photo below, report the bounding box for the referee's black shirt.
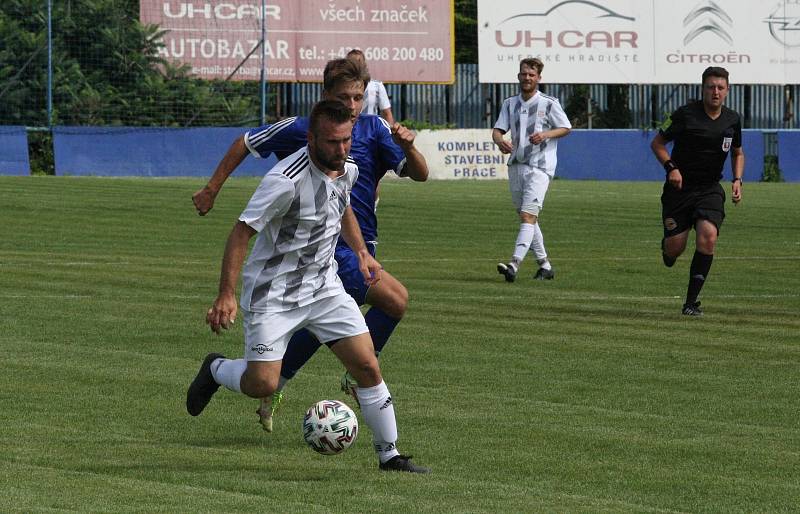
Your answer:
[659,101,742,188]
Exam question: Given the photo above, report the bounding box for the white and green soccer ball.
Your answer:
[302,399,359,455]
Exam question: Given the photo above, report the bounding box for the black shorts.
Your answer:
[661,182,725,238]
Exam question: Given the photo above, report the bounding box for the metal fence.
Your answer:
[5,1,797,132]
[273,65,798,130]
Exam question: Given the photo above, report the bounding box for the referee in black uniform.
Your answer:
[650,66,745,316]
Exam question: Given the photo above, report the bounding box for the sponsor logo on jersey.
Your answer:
[251,343,273,354]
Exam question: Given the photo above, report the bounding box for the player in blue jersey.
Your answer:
[192,58,429,432]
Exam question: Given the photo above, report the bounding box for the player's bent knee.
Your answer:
[240,370,278,398]
[370,281,408,319]
[350,360,382,388]
[696,232,718,252]
[389,287,409,317]
[667,241,687,256]
[698,239,717,254]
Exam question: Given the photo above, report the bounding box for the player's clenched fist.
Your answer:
[193,185,217,216]
[390,123,416,150]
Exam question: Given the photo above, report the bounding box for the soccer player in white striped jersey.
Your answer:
[186,100,430,474]
[192,58,428,434]
[492,58,571,282]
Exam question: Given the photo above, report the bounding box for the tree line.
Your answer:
[1,0,484,129]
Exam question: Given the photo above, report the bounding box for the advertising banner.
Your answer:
[140,0,454,83]
[414,129,509,180]
[479,0,800,84]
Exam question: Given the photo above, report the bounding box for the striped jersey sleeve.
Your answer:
[244,117,309,160]
[238,161,303,233]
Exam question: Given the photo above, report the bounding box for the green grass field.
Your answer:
[2,176,799,513]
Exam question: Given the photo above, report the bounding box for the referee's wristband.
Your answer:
[663,160,678,174]
[732,177,742,184]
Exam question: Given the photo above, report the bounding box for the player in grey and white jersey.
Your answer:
[186,100,429,474]
[492,57,571,283]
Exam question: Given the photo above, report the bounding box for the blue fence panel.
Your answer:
[776,131,800,182]
[0,126,31,175]
[554,129,763,181]
[741,130,765,183]
[556,130,660,180]
[44,125,771,181]
[52,127,277,177]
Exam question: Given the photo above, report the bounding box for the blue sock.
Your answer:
[280,328,322,380]
[365,307,401,355]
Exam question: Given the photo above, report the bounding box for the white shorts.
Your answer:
[508,163,551,216]
[242,293,369,362]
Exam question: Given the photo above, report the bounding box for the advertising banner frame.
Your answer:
[478,0,800,85]
[141,0,455,84]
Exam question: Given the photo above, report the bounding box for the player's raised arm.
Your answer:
[193,135,249,215]
[390,122,428,181]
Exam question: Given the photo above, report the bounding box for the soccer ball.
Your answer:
[302,399,359,455]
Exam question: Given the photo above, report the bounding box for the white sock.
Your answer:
[211,358,246,393]
[356,381,400,463]
[512,223,536,264]
[530,223,550,269]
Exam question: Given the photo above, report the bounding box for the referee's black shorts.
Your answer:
[661,181,725,237]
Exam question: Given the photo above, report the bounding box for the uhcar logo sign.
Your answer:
[493,0,638,49]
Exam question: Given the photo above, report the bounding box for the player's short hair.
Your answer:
[323,58,370,93]
[519,58,544,75]
[345,48,368,69]
[702,66,729,86]
[309,99,353,135]
[346,48,365,60]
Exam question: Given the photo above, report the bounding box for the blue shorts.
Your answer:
[335,242,377,305]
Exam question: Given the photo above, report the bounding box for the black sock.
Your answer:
[686,250,713,305]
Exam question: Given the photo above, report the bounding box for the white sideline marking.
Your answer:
[380,255,800,263]
[420,292,800,302]
[5,256,796,266]
[3,294,204,299]
[3,293,797,302]
[0,260,204,267]
[2,254,798,266]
